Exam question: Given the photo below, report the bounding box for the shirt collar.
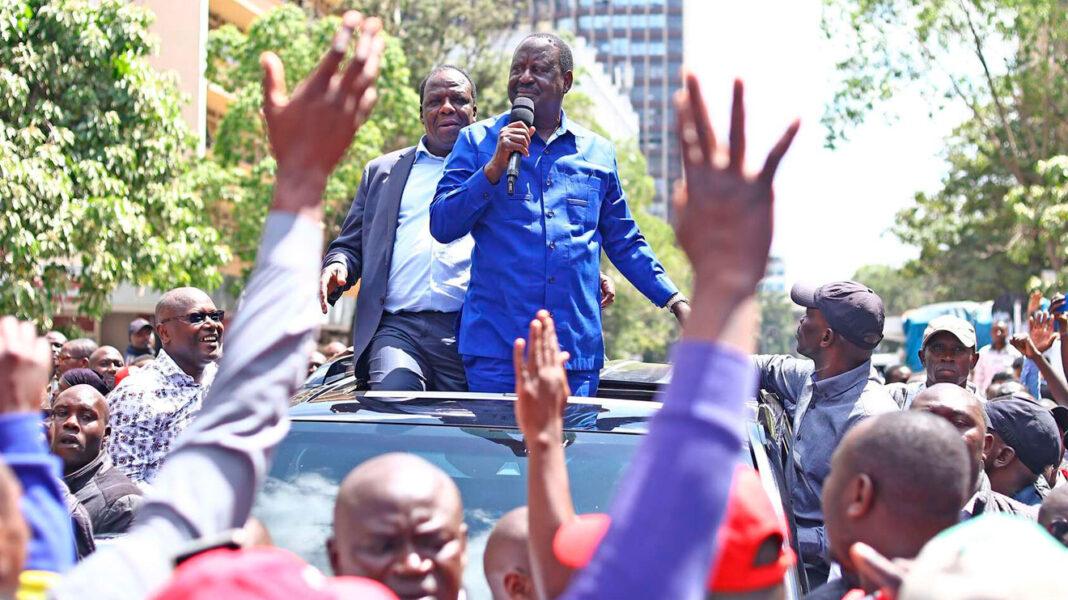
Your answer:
[496,109,572,143]
[810,359,873,398]
[415,137,447,162]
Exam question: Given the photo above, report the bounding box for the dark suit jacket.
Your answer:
[324,146,417,370]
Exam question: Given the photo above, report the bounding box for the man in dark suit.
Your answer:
[318,65,478,391]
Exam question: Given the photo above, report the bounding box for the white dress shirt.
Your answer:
[383,139,473,313]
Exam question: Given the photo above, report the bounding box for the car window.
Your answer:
[254,420,643,599]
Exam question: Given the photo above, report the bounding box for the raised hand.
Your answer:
[1030,311,1057,353]
[513,310,570,444]
[261,11,384,215]
[1010,332,1039,360]
[673,74,799,301]
[0,317,53,413]
[319,262,349,314]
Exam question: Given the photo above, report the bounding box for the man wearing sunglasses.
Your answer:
[107,287,224,483]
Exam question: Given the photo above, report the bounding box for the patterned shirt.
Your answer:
[107,350,216,483]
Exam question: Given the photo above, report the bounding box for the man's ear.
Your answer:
[969,351,980,370]
[993,444,1016,468]
[917,349,927,369]
[562,70,573,94]
[503,572,536,599]
[155,325,170,347]
[821,328,835,349]
[982,432,994,463]
[471,102,478,120]
[847,474,875,518]
[326,536,340,575]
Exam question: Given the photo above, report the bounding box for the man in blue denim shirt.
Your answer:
[753,280,897,586]
[430,33,687,395]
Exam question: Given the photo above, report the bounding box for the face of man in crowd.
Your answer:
[49,386,109,475]
[89,346,124,389]
[507,38,572,117]
[421,69,476,157]
[45,331,67,373]
[919,332,978,387]
[56,341,89,373]
[130,326,154,350]
[330,460,468,600]
[157,291,224,372]
[991,321,1009,348]
[795,308,830,360]
[910,385,990,488]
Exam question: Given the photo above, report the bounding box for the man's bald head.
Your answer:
[484,507,534,600]
[57,338,98,376]
[1039,485,1068,545]
[154,287,214,323]
[154,286,222,378]
[822,412,971,575]
[911,383,990,488]
[329,453,467,600]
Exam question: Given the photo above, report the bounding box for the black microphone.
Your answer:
[506,97,535,195]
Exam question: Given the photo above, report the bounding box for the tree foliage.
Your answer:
[757,291,799,356]
[0,0,229,326]
[294,0,524,115]
[823,0,1068,300]
[202,5,421,275]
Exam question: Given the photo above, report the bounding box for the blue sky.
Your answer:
[684,0,970,287]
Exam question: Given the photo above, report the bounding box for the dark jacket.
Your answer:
[64,451,143,536]
[323,146,418,372]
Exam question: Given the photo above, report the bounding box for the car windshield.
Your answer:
[253,419,643,599]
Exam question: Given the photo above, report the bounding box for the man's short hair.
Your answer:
[848,411,971,523]
[519,32,574,74]
[63,338,98,361]
[418,65,477,106]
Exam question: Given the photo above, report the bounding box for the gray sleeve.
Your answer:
[752,354,811,408]
[52,213,321,599]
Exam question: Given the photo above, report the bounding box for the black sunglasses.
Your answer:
[160,310,225,326]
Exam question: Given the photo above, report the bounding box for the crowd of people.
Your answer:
[2,9,1067,600]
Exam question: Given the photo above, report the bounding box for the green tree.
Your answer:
[560,92,692,362]
[202,5,422,274]
[823,0,1068,300]
[0,0,229,326]
[851,263,939,316]
[757,291,799,356]
[295,0,525,115]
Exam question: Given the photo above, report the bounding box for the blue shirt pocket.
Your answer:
[496,191,534,226]
[566,177,600,232]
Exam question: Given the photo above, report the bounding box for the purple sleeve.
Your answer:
[562,340,753,600]
[0,413,75,573]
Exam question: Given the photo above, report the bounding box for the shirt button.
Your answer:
[549,241,556,250]
[546,178,552,187]
[548,276,556,284]
[546,210,555,218]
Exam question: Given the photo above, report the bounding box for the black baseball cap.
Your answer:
[790,281,885,350]
[986,398,1062,476]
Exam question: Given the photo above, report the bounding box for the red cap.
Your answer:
[151,547,398,600]
[553,465,796,593]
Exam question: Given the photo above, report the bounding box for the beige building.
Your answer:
[87,0,304,350]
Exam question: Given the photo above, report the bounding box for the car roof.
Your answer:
[291,366,662,433]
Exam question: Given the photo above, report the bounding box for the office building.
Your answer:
[532,0,684,218]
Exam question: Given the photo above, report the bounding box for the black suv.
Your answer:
[253,355,805,599]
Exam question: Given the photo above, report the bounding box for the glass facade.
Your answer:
[534,0,684,216]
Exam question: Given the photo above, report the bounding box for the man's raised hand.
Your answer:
[0,317,52,413]
[261,11,384,216]
[673,73,798,300]
[1030,311,1058,353]
[513,310,570,446]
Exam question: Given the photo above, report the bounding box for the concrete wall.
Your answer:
[133,0,209,154]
